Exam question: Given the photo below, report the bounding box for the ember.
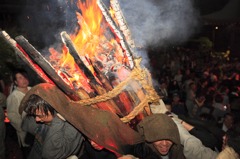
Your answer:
[0,0,160,124]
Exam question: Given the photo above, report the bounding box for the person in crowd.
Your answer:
[192,93,206,118]
[185,82,197,117]
[168,80,181,98]
[174,69,183,88]
[132,113,185,159]
[0,90,6,159]
[212,93,230,123]
[6,69,32,157]
[198,113,217,126]
[171,93,187,117]
[196,79,208,97]
[156,79,169,103]
[22,94,85,159]
[218,113,235,132]
[219,86,230,106]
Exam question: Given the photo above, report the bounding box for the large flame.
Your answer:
[73,0,104,58]
[46,0,146,120]
[49,0,126,92]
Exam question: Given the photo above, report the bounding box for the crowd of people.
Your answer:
[0,47,240,159]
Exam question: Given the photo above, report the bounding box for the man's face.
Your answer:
[34,109,53,124]
[153,140,173,155]
[14,73,29,88]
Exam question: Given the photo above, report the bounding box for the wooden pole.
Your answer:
[61,31,123,116]
[0,31,53,84]
[15,35,81,101]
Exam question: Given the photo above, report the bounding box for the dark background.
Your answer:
[0,0,239,79]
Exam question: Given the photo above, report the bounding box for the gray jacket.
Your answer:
[22,115,85,159]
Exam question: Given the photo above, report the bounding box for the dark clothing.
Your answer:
[131,143,161,159]
[80,141,116,159]
[136,114,185,159]
[179,116,224,151]
[22,115,84,159]
[189,127,222,151]
[171,102,187,116]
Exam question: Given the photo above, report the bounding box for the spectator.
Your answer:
[220,86,230,106]
[218,113,235,132]
[174,69,183,88]
[156,79,169,103]
[171,93,187,117]
[168,80,181,98]
[185,82,197,117]
[212,93,230,123]
[192,93,206,118]
[6,69,32,158]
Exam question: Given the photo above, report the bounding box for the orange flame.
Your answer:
[73,0,105,59]
[48,0,127,93]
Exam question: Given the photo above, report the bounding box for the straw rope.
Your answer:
[73,58,160,122]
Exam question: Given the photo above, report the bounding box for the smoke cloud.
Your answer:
[19,0,199,51]
[119,0,200,48]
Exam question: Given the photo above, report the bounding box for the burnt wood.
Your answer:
[61,31,123,116]
[15,35,81,101]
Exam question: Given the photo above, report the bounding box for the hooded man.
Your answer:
[133,113,185,159]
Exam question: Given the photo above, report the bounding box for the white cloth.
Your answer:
[150,99,168,114]
[6,87,31,147]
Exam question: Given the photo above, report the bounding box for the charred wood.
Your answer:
[61,31,123,116]
[15,35,81,101]
[97,0,135,69]
[0,31,53,84]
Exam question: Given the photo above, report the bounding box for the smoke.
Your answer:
[19,0,199,50]
[119,0,200,48]
[19,0,79,50]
